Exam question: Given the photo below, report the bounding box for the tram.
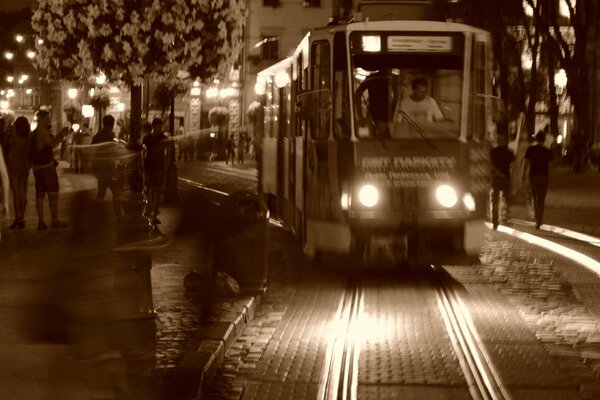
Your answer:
[255,1,498,266]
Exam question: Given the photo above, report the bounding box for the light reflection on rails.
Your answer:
[319,274,510,400]
[434,268,511,400]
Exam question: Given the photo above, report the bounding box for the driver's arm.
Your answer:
[429,97,445,122]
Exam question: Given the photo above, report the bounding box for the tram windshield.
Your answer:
[352,50,464,140]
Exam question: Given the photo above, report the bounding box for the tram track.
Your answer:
[435,268,511,400]
[319,267,511,400]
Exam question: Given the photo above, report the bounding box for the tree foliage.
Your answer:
[208,106,229,127]
[32,0,246,86]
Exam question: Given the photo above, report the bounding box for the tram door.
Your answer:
[303,38,336,254]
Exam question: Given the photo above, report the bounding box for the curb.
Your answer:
[178,295,260,399]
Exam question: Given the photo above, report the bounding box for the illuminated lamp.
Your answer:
[82,104,95,118]
[274,71,290,88]
[362,35,381,52]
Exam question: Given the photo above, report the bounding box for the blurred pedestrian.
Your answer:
[177,125,192,163]
[7,116,31,229]
[522,130,553,229]
[91,115,123,218]
[0,140,9,239]
[489,134,514,230]
[71,123,88,173]
[29,109,68,230]
[226,134,235,165]
[142,118,170,225]
[237,131,245,165]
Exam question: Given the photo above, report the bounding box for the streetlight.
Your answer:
[15,34,24,43]
[26,50,35,59]
[6,76,14,83]
[95,72,107,85]
[4,51,14,60]
[67,88,78,99]
[555,69,567,89]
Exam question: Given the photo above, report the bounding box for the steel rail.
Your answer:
[318,286,363,400]
[436,277,511,400]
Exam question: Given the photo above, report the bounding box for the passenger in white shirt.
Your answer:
[398,77,444,123]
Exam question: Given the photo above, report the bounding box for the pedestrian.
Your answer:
[71,123,86,173]
[226,134,235,165]
[91,115,123,218]
[177,125,191,163]
[6,116,31,229]
[490,134,514,230]
[142,118,170,225]
[522,130,553,229]
[29,109,69,230]
[0,139,9,239]
[237,131,245,165]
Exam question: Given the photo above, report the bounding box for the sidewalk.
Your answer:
[510,164,600,237]
[0,161,258,399]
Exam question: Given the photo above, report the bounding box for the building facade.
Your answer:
[241,0,335,128]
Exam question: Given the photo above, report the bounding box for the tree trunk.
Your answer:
[547,50,559,141]
[169,94,175,136]
[130,85,142,148]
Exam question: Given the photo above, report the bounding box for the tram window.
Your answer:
[471,41,487,141]
[334,32,351,140]
[310,40,331,140]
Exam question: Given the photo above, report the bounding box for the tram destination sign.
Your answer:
[387,35,453,53]
[361,156,457,188]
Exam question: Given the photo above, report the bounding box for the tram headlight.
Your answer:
[341,192,350,210]
[435,184,458,208]
[462,192,476,212]
[358,184,379,208]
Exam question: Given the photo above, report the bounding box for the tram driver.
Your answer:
[398,77,444,123]
[393,76,458,138]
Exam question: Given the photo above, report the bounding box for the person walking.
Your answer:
[91,115,123,218]
[522,130,553,229]
[226,134,235,165]
[489,134,514,230]
[142,118,170,225]
[29,109,68,230]
[237,131,245,165]
[0,140,9,239]
[6,116,31,229]
[71,123,88,173]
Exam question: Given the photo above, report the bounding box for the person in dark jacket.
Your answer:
[490,134,514,230]
[29,109,68,230]
[522,131,553,229]
[91,115,122,218]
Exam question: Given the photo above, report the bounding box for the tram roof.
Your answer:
[257,20,490,78]
[323,20,490,35]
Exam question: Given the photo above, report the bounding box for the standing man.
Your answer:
[522,130,553,229]
[142,118,170,225]
[490,134,514,230]
[91,115,122,218]
[29,109,68,229]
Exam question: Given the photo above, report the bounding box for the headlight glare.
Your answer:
[462,192,476,211]
[358,184,379,208]
[435,184,458,208]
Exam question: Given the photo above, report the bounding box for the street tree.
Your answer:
[32,0,245,145]
[524,0,599,171]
